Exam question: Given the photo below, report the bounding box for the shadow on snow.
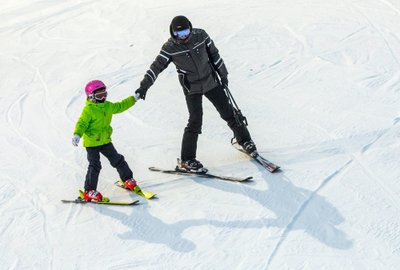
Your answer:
[92,159,353,253]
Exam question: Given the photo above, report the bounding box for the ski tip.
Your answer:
[270,167,281,173]
[148,166,161,172]
[140,190,157,200]
[242,176,254,182]
[93,200,140,206]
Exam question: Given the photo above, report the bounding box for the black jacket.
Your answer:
[140,28,228,95]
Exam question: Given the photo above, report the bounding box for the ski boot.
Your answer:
[123,178,142,193]
[80,190,110,202]
[242,140,257,156]
[179,158,208,173]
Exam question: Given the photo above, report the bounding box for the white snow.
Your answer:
[1,0,400,269]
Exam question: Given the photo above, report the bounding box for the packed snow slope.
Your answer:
[1,0,400,269]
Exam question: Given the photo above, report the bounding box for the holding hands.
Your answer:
[135,87,148,100]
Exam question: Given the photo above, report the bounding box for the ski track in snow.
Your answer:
[261,123,400,269]
[297,113,400,210]
[347,0,400,68]
[3,58,81,172]
[265,160,353,269]
[258,1,400,265]
[262,112,400,267]
[0,176,54,269]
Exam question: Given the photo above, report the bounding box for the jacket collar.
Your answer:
[86,99,106,107]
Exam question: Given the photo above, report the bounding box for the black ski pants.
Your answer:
[85,142,133,191]
[181,85,251,161]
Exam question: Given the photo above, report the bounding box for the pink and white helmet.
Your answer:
[85,80,107,102]
[85,80,106,96]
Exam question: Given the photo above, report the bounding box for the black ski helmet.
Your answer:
[170,15,192,38]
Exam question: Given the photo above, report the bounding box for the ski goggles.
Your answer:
[173,28,191,39]
[93,88,107,100]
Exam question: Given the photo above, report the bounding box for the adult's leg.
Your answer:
[205,85,252,145]
[85,146,102,190]
[181,94,203,161]
[100,143,133,181]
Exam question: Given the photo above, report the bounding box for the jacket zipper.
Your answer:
[188,51,201,92]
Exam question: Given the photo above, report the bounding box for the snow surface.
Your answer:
[1,0,400,269]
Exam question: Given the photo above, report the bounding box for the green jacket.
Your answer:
[74,96,135,147]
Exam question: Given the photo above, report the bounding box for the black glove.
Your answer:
[135,87,148,100]
[221,77,228,87]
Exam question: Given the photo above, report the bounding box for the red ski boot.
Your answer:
[124,178,141,192]
[82,190,104,202]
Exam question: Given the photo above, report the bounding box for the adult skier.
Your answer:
[135,15,257,172]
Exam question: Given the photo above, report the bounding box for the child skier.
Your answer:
[72,80,139,202]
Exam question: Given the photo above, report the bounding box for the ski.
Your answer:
[114,180,157,200]
[251,152,280,172]
[62,190,140,205]
[148,166,253,182]
[234,145,280,173]
[61,198,139,206]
